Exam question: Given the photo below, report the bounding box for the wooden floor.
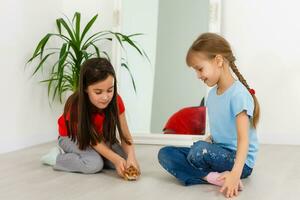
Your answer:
[0,142,300,200]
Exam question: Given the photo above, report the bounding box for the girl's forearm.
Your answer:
[119,113,136,156]
[232,111,250,176]
[231,138,248,176]
[121,141,136,156]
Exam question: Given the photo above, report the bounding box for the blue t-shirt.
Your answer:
[206,80,259,168]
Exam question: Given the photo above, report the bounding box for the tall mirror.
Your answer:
[117,0,221,138]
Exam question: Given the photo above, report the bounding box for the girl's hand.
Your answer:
[218,171,241,198]
[113,156,127,178]
[126,153,141,175]
[204,134,212,143]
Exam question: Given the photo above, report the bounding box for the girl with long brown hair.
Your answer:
[41,58,140,179]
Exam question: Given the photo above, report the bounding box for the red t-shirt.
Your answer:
[58,95,125,137]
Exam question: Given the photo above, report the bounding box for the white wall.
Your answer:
[0,0,114,153]
[62,0,114,32]
[222,0,300,144]
[0,0,62,154]
[61,0,115,63]
[1,0,299,154]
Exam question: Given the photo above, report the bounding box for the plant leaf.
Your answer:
[121,62,136,93]
[74,12,81,44]
[57,18,76,42]
[30,34,51,60]
[56,19,62,34]
[81,14,98,42]
[91,43,100,57]
[32,52,56,76]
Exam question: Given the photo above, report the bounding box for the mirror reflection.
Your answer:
[119,0,210,135]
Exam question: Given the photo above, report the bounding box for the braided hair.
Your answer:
[186,33,260,128]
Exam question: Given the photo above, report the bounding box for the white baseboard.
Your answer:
[133,132,300,146]
[259,132,300,145]
[133,133,205,147]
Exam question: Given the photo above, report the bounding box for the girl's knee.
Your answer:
[191,140,210,150]
[158,146,172,162]
[82,157,104,174]
[187,141,210,163]
[158,146,178,169]
[190,140,209,152]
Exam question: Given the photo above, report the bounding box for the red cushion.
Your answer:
[163,106,206,135]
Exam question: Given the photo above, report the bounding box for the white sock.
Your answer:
[40,147,62,166]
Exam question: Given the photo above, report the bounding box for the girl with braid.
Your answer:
[158,33,260,198]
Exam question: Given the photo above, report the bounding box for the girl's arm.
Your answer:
[231,111,249,176]
[92,141,126,177]
[219,111,249,197]
[119,113,140,171]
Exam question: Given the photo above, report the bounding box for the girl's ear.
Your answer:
[214,54,224,67]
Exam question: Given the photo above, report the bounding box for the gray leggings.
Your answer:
[54,137,126,174]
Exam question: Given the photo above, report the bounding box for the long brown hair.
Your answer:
[186,32,260,128]
[64,58,131,150]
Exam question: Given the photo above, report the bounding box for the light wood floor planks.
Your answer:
[0,142,300,200]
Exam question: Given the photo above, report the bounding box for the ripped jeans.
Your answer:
[158,140,253,186]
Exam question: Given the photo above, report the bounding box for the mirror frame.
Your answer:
[112,0,222,146]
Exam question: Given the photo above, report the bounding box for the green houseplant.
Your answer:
[27,12,147,102]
